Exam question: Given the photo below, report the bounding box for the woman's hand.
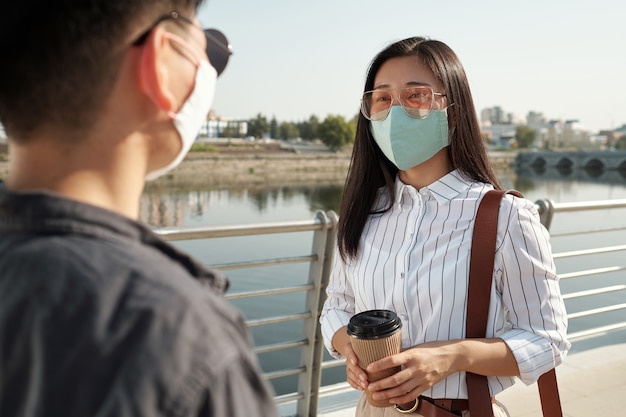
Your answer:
[366,340,458,405]
[366,338,519,405]
[331,326,370,391]
[344,342,369,391]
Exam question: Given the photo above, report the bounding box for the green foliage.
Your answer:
[317,114,355,151]
[270,116,278,139]
[279,122,300,140]
[190,143,218,153]
[515,124,537,149]
[297,115,320,140]
[616,135,626,150]
[221,124,242,139]
[247,113,269,139]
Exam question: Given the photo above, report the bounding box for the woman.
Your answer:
[319,37,570,417]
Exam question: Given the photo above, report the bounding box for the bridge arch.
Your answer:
[556,157,574,169]
[532,157,547,168]
[584,158,606,170]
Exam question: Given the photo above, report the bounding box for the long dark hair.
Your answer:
[338,36,502,261]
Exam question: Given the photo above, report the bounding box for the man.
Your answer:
[0,1,278,416]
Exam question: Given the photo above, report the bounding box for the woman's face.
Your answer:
[372,55,447,112]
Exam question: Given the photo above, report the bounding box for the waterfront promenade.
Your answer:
[319,341,626,417]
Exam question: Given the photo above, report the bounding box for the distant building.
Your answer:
[614,124,626,136]
[481,106,513,125]
[542,119,591,150]
[200,111,248,139]
[481,121,516,147]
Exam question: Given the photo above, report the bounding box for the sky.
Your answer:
[198,0,626,133]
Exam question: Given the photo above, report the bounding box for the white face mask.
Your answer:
[145,59,217,181]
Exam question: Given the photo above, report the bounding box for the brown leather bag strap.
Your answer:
[466,189,563,417]
[538,369,563,417]
[466,190,510,417]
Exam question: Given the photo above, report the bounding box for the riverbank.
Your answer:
[0,147,518,187]
[144,149,517,191]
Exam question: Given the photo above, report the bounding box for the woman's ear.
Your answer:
[138,28,176,113]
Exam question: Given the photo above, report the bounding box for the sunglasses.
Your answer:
[133,11,232,76]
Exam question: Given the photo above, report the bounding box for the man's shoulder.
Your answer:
[0,230,236,335]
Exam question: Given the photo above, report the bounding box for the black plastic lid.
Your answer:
[347,310,402,339]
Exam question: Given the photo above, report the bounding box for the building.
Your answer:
[480,106,514,125]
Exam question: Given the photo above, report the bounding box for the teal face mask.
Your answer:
[370,106,449,171]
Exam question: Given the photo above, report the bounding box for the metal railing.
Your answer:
[156,198,626,417]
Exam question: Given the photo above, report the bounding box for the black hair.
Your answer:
[0,0,203,142]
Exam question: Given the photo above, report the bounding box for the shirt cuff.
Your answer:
[320,309,352,359]
[500,329,561,385]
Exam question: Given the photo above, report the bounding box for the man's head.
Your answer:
[0,0,204,143]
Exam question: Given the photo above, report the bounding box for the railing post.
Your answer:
[296,210,338,417]
[536,198,556,230]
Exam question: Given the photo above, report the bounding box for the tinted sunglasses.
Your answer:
[133,11,232,76]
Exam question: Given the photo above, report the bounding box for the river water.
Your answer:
[140,166,626,396]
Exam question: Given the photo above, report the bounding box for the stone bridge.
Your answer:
[515,150,626,171]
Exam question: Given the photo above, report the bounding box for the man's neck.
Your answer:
[5,134,147,220]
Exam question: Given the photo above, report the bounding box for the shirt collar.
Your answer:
[394,169,475,205]
[0,185,229,294]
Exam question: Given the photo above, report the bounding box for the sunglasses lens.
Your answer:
[205,29,231,76]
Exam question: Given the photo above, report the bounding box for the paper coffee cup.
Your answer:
[347,309,402,407]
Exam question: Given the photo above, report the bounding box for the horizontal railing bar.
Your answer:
[550,225,626,238]
[246,312,311,327]
[567,322,626,341]
[225,284,315,301]
[273,392,304,405]
[156,219,325,241]
[318,381,353,396]
[562,285,626,300]
[559,266,626,279]
[568,303,626,319]
[211,255,317,271]
[254,339,309,355]
[264,366,306,380]
[551,199,626,213]
[553,245,626,259]
[321,358,346,369]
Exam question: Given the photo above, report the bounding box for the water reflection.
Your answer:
[141,185,345,227]
[516,165,626,189]
[140,166,626,228]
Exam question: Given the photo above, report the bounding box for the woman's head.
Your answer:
[338,36,500,260]
[356,36,492,177]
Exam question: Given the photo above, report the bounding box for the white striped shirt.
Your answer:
[320,170,570,398]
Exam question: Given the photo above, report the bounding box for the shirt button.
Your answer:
[400,272,405,279]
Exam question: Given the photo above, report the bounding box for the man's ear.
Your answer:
[138,28,176,113]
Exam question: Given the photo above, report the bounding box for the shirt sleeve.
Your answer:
[183,293,279,417]
[320,247,356,358]
[495,195,571,385]
[195,354,278,417]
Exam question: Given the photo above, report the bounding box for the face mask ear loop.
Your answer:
[163,32,204,120]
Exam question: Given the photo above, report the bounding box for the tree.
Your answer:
[270,116,278,139]
[221,125,240,139]
[616,135,626,150]
[515,124,537,149]
[247,113,269,139]
[279,122,300,140]
[298,115,320,141]
[317,115,355,151]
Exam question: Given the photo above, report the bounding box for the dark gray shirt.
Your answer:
[0,186,278,417]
